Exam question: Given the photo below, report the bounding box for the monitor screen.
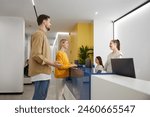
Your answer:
[111,58,136,78]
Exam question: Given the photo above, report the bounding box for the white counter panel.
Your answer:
[91,75,150,100]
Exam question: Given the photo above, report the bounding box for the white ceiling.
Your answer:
[0,0,147,40]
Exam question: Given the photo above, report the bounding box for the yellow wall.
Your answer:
[69,25,78,63]
[77,23,93,48]
[69,22,93,63]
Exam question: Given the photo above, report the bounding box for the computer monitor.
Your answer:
[111,58,136,78]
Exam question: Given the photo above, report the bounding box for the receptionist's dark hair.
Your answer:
[96,56,104,68]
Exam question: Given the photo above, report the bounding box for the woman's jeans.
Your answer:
[32,80,50,100]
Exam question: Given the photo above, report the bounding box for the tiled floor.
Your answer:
[0,78,57,100]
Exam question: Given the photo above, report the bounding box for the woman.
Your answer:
[55,39,77,99]
[95,56,104,73]
[104,39,123,73]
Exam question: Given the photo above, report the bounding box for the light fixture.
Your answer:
[95,11,98,15]
[31,0,38,18]
[32,0,35,6]
[114,0,150,22]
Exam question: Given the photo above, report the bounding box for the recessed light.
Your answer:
[95,11,98,15]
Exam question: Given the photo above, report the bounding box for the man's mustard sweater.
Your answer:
[29,29,51,76]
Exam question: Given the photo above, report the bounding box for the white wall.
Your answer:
[114,3,150,81]
[0,16,24,93]
[94,18,113,65]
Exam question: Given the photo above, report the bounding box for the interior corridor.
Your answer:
[0,75,57,100]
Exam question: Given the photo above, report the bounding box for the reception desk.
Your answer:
[64,67,150,100]
[64,68,91,100]
[91,75,150,100]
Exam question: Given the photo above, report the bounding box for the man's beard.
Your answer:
[46,27,50,31]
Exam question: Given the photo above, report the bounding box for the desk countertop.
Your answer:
[92,74,150,95]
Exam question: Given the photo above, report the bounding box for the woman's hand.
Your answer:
[70,64,77,67]
[53,61,62,68]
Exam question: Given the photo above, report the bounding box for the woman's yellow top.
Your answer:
[55,51,72,78]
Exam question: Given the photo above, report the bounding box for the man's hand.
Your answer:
[47,61,61,68]
[53,61,62,68]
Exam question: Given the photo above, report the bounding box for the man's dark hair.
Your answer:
[37,14,50,25]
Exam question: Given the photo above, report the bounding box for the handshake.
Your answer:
[53,61,62,68]
[53,61,77,68]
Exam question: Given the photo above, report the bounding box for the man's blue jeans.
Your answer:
[32,80,50,100]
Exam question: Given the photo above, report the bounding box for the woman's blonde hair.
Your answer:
[59,39,68,50]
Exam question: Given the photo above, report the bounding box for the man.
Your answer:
[29,14,60,100]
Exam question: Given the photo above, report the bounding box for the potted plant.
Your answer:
[78,45,93,65]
